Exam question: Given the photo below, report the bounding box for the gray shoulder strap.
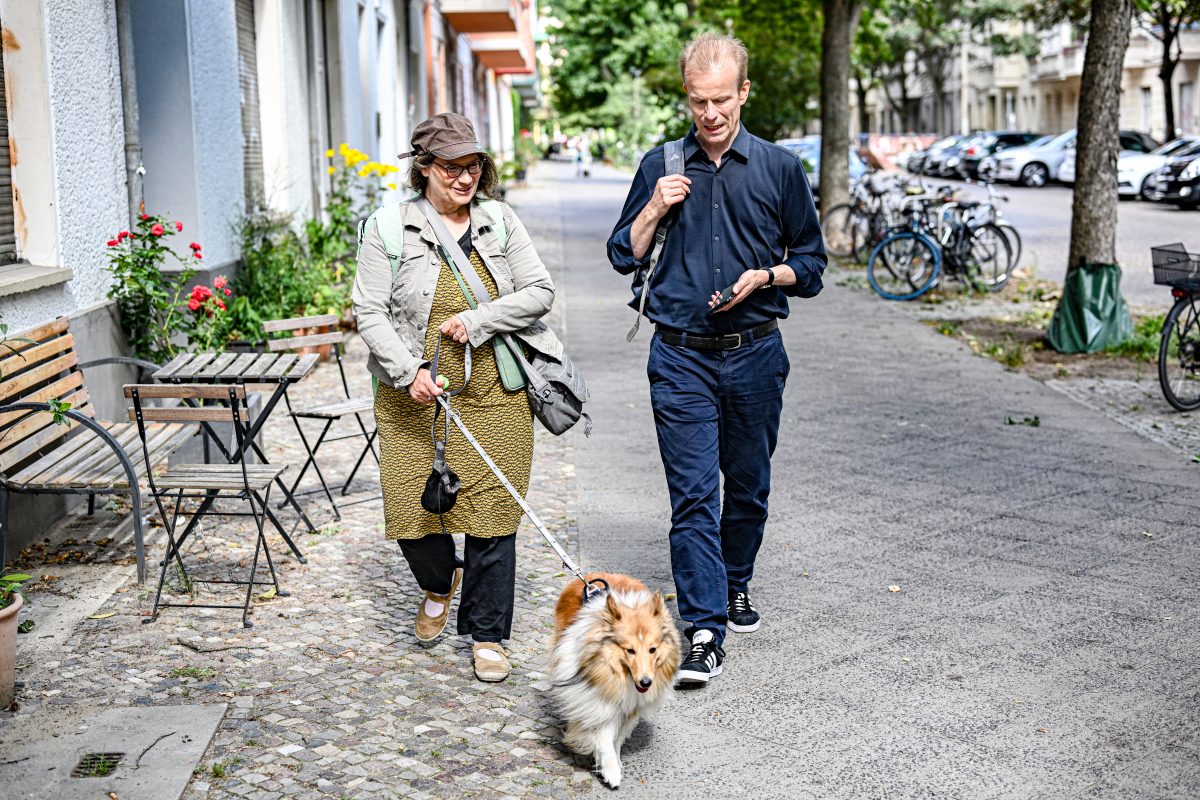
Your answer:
[627,138,686,342]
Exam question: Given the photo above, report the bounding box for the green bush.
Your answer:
[1104,314,1163,363]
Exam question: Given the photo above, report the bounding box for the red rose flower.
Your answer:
[189,242,201,251]
[140,213,149,221]
[150,224,165,236]
[106,239,119,247]
[118,231,129,240]
[216,299,226,311]
[188,298,202,311]
[191,285,212,301]
[213,275,227,289]
[193,251,203,260]
[175,221,183,232]
[223,288,232,296]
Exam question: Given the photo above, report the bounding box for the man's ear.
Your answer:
[739,80,751,105]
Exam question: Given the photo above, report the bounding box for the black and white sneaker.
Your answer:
[727,590,760,633]
[676,629,724,684]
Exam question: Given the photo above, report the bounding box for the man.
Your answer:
[606,32,826,685]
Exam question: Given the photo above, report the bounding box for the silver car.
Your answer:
[991,131,1076,187]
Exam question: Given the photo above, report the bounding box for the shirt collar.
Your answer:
[682,123,751,164]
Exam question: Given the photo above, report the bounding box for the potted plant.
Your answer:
[0,571,30,708]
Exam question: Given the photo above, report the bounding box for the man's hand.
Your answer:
[648,174,692,220]
[630,174,692,260]
[439,315,469,344]
[709,269,770,313]
[407,368,442,403]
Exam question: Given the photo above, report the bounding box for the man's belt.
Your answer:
[654,320,778,351]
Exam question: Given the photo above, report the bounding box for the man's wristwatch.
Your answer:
[761,267,775,287]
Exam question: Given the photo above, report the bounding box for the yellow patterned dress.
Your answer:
[374,247,534,540]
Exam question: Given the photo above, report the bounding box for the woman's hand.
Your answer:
[407,368,443,403]
[439,315,469,344]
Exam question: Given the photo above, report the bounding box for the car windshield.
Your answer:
[1152,138,1199,156]
[931,136,960,150]
[1044,131,1075,149]
[1025,135,1054,148]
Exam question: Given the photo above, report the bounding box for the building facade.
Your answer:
[855,19,1200,142]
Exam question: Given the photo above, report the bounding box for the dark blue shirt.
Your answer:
[607,125,826,335]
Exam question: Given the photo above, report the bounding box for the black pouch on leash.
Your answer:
[421,439,460,514]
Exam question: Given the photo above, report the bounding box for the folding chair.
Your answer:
[262,314,379,520]
[126,383,290,628]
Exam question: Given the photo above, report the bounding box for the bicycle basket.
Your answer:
[1151,243,1200,289]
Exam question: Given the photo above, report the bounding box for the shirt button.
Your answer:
[423,289,431,296]
[714,236,719,241]
[713,203,719,208]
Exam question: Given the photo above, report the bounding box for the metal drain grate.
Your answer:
[71,752,125,778]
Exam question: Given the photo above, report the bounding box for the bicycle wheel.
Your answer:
[866,231,941,301]
[821,203,866,258]
[996,221,1022,273]
[963,223,1012,292]
[1158,295,1200,412]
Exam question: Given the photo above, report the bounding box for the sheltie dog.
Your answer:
[548,572,681,789]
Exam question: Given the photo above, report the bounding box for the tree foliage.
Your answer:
[547,0,824,152]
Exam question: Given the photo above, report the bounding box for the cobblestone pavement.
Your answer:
[5,183,599,799]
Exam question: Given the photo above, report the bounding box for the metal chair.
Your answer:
[262,314,379,520]
[126,383,289,628]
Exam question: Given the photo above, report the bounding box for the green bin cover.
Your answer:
[1046,262,1133,354]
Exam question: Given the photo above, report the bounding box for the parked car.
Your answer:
[960,131,1046,179]
[1058,131,1164,185]
[988,130,1157,187]
[776,137,867,195]
[1119,137,1200,200]
[925,135,979,177]
[1150,150,1200,209]
[906,135,966,175]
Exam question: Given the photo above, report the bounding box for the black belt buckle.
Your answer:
[719,332,743,350]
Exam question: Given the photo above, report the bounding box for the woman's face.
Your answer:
[421,153,483,211]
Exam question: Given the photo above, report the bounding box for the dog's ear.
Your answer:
[651,592,667,615]
[605,592,622,621]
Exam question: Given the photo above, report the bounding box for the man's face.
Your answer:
[684,61,750,152]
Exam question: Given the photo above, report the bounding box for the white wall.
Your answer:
[1,0,128,332]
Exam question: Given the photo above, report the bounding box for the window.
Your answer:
[0,29,16,266]
[236,0,264,207]
[1141,86,1152,132]
[1181,83,1196,135]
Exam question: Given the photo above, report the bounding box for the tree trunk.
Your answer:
[819,0,866,216]
[1159,43,1178,139]
[1067,0,1133,271]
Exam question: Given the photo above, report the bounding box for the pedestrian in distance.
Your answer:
[606,32,827,685]
[576,134,594,177]
[352,112,563,683]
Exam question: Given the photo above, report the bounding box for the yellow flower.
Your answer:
[386,183,397,190]
[328,166,335,175]
[338,143,350,157]
[325,148,334,158]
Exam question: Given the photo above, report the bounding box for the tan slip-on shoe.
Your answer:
[415,567,462,642]
[472,642,511,682]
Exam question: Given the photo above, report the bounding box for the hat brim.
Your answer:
[431,142,485,160]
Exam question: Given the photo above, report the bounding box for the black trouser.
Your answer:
[397,533,516,643]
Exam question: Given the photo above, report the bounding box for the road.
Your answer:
[936,178,1198,311]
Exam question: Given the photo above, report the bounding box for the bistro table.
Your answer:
[152,350,322,562]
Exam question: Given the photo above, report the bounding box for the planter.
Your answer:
[0,593,23,708]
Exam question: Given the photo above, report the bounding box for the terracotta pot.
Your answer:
[0,592,23,708]
[297,327,332,362]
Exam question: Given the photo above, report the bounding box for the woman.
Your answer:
[352,113,562,682]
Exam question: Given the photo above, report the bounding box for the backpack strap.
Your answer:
[359,203,408,398]
[627,138,685,342]
[476,198,508,251]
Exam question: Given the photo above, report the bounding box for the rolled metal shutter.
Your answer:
[0,40,16,265]
[236,0,264,207]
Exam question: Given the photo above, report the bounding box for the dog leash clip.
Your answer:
[582,576,609,604]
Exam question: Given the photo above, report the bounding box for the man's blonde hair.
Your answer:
[678,32,748,85]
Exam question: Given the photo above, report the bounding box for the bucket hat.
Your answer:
[399,113,485,160]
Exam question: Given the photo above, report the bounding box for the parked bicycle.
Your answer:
[1151,243,1200,411]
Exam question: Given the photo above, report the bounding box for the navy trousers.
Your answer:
[647,329,789,646]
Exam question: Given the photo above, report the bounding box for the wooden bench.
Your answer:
[0,317,197,582]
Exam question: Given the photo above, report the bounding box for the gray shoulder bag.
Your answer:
[417,199,592,437]
[626,137,686,341]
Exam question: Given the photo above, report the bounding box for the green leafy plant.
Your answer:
[0,572,31,610]
[0,323,35,379]
[104,214,208,364]
[1103,314,1163,363]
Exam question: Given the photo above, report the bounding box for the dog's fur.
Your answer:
[549,572,681,789]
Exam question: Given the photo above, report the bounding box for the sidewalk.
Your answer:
[2,158,1199,799]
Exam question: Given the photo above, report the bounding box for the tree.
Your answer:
[1136,0,1200,139]
[1069,0,1134,272]
[819,0,868,216]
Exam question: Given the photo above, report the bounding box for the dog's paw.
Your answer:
[597,760,621,790]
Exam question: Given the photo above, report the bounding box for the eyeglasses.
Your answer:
[435,160,483,178]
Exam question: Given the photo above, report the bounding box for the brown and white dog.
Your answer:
[549,572,681,789]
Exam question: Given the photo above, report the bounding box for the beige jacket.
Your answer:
[352,198,562,389]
